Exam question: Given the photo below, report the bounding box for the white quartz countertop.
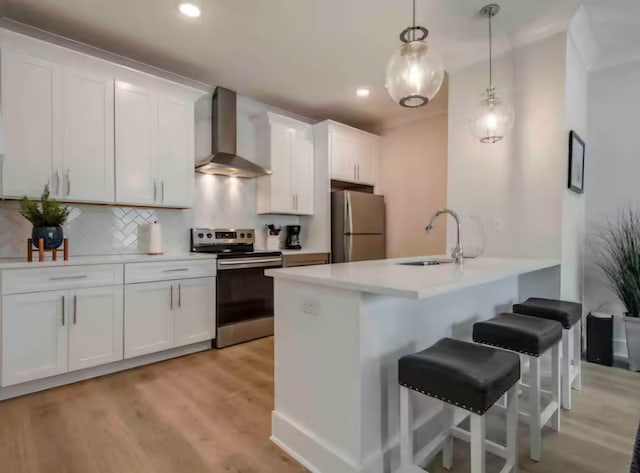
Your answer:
[0,253,216,270]
[266,256,560,299]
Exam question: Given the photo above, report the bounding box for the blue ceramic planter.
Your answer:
[32,226,64,250]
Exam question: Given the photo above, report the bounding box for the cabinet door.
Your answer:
[61,70,115,203]
[124,281,174,359]
[68,286,123,372]
[269,123,294,212]
[158,95,194,207]
[355,136,378,186]
[2,291,68,386]
[115,81,158,205]
[292,132,314,215]
[174,277,215,347]
[329,128,357,183]
[1,49,56,198]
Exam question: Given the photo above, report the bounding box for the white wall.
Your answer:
[585,59,640,358]
[447,33,565,259]
[447,31,586,303]
[377,113,448,258]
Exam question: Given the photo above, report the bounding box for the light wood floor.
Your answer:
[0,338,638,473]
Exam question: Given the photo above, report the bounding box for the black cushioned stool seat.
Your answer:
[398,338,520,415]
[513,297,582,329]
[473,313,563,357]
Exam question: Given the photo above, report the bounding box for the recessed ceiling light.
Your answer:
[356,88,370,98]
[178,2,201,18]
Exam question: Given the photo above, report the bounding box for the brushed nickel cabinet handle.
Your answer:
[162,268,188,273]
[73,294,77,325]
[61,296,65,326]
[170,284,173,310]
[178,283,181,308]
[161,180,165,203]
[49,275,88,281]
[66,170,71,197]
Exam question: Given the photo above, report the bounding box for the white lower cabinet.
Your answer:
[2,285,124,386]
[174,278,216,347]
[2,291,68,386]
[124,281,174,359]
[68,286,124,372]
[124,277,215,359]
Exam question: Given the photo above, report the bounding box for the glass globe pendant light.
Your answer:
[469,4,514,143]
[385,0,444,108]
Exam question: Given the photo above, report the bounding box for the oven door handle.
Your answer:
[217,258,282,270]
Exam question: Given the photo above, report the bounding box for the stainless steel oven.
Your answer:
[191,228,282,348]
[215,253,282,348]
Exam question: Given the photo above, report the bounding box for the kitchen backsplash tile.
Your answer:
[0,173,300,257]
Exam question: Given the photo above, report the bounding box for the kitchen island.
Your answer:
[266,257,560,473]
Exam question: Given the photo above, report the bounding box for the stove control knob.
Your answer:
[206,233,213,238]
[197,233,204,238]
[247,233,253,238]
[239,233,245,238]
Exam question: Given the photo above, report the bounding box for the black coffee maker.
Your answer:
[284,225,302,250]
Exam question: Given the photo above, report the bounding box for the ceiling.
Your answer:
[0,0,586,131]
[583,1,640,71]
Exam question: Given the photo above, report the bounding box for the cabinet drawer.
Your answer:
[283,253,330,267]
[125,260,216,284]
[2,264,124,295]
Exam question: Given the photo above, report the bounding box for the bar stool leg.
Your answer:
[506,384,519,473]
[561,329,572,410]
[529,355,542,462]
[470,413,486,473]
[399,386,414,470]
[442,405,454,470]
[573,323,583,391]
[550,342,561,432]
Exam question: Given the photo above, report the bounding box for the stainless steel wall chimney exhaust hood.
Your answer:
[195,87,272,178]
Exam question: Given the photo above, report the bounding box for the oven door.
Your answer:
[215,256,281,348]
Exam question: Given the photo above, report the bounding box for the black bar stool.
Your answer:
[398,338,520,473]
[473,313,563,461]
[513,298,582,410]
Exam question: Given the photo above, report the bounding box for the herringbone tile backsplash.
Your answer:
[0,201,189,257]
[0,174,301,258]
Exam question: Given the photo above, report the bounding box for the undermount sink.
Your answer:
[397,258,454,266]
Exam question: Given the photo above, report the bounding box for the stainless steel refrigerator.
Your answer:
[331,190,386,263]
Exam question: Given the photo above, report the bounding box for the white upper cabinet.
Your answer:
[255,112,314,215]
[1,49,56,198]
[324,121,379,186]
[61,68,115,202]
[158,95,194,207]
[115,81,158,205]
[115,81,194,207]
[0,29,204,207]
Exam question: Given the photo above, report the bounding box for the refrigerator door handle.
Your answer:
[344,234,353,263]
[345,192,353,235]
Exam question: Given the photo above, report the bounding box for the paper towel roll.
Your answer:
[147,221,163,255]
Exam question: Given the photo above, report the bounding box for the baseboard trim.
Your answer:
[0,341,211,401]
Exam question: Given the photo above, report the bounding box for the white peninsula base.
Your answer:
[267,257,561,473]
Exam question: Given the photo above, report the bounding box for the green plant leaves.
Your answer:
[595,208,640,317]
[18,185,70,227]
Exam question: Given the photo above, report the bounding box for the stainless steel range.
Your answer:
[191,228,282,348]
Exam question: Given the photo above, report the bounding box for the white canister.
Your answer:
[266,235,280,251]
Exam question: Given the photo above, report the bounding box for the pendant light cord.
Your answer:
[412,0,416,41]
[488,10,493,90]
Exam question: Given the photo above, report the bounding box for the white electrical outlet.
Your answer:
[493,219,504,234]
[302,299,320,315]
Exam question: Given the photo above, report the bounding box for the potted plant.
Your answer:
[19,185,70,250]
[595,208,640,371]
